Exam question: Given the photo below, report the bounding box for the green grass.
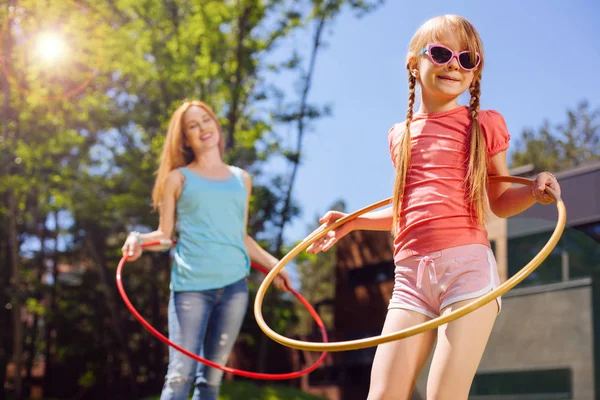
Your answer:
[144,380,327,400]
[9,380,327,400]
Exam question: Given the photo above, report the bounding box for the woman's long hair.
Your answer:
[151,100,224,209]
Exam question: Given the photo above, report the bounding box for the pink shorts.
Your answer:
[388,244,501,318]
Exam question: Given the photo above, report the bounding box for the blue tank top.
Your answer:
[170,166,250,291]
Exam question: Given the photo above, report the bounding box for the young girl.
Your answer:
[307,15,561,400]
[121,100,291,400]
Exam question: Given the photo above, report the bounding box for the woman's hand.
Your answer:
[273,270,292,292]
[121,232,143,261]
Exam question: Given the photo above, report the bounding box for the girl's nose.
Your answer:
[446,57,460,70]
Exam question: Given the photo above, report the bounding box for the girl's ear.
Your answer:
[407,57,419,78]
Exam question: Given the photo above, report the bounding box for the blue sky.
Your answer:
[278,0,600,243]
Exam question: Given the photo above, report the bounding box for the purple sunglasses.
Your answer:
[420,44,481,71]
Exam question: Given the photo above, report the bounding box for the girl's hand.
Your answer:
[122,233,143,261]
[306,210,351,254]
[532,172,561,205]
[273,270,292,292]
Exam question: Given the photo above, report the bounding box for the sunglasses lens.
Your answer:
[429,46,452,64]
[459,52,479,70]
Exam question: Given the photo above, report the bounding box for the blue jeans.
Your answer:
[160,277,249,400]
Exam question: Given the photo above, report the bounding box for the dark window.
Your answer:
[346,261,395,287]
[308,364,373,387]
[507,222,599,288]
[574,221,600,243]
[470,368,572,398]
[344,364,372,386]
[339,330,379,366]
[308,365,342,386]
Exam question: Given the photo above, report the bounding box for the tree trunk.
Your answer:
[8,190,24,400]
[259,4,329,375]
[24,206,48,397]
[4,1,23,395]
[42,211,61,395]
[273,5,328,257]
[85,234,138,397]
[0,215,11,400]
[225,2,252,153]
[3,2,22,396]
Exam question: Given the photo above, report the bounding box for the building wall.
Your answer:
[487,212,508,281]
[310,163,600,400]
[486,165,600,284]
[507,166,600,241]
[480,280,595,399]
[334,230,395,334]
[414,279,595,399]
[328,230,398,400]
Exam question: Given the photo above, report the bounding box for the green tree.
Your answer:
[510,101,600,172]
[1,0,384,397]
[271,0,383,257]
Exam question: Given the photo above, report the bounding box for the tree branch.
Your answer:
[226,1,254,152]
[274,2,330,256]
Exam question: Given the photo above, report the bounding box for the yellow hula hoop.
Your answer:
[254,176,566,352]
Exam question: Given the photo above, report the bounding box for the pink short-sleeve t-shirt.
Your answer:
[388,105,510,263]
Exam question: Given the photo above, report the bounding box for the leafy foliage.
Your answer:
[510,101,600,172]
[0,0,383,398]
